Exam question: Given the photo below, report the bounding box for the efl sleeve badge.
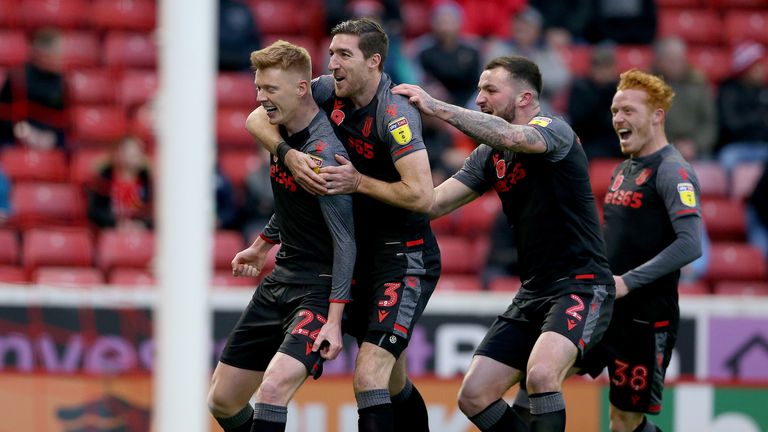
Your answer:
[388,116,412,145]
[677,182,697,207]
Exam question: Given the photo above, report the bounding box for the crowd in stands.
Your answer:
[0,0,766,294]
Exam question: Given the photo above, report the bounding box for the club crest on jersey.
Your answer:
[610,173,625,192]
[308,154,324,173]
[362,116,373,137]
[528,116,552,127]
[388,116,412,145]
[495,159,507,178]
[635,168,653,186]
[677,182,696,207]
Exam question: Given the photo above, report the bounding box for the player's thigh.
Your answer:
[278,285,332,375]
[541,285,613,360]
[256,352,311,406]
[458,355,523,413]
[354,341,398,392]
[208,362,264,415]
[526,331,578,392]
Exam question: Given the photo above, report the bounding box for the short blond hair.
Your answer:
[250,40,311,81]
[617,69,675,112]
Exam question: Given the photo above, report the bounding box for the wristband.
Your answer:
[276,141,291,163]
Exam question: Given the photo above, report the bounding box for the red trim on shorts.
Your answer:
[648,404,661,413]
[676,209,698,215]
[578,338,585,349]
[394,323,408,335]
[393,145,414,156]
[406,238,424,247]
[654,320,670,328]
[259,233,279,244]
[575,274,595,280]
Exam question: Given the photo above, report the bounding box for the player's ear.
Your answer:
[297,79,308,97]
[368,53,382,70]
[652,108,664,125]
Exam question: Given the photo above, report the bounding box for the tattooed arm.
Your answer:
[392,83,547,154]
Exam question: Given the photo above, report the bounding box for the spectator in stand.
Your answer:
[215,165,239,231]
[717,41,768,174]
[0,168,10,225]
[0,28,66,149]
[585,0,657,45]
[568,43,623,160]
[484,6,571,114]
[482,211,519,289]
[748,161,768,261]
[529,0,591,44]
[415,1,482,108]
[240,149,274,242]
[87,136,153,230]
[653,37,717,161]
[218,0,261,71]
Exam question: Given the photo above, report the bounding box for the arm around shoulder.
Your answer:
[246,106,282,153]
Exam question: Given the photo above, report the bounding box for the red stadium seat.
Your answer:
[659,10,722,45]
[454,194,502,237]
[35,266,103,286]
[0,229,20,265]
[212,270,257,288]
[713,281,768,296]
[217,72,257,108]
[615,45,653,73]
[0,147,67,182]
[437,275,483,292]
[118,70,157,110]
[0,31,28,67]
[429,213,455,236]
[657,0,700,6]
[23,228,93,271]
[706,242,767,282]
[724,11,768,45]
[213,230,245,270]
[70,148,109,184]
[91,0,156,32]
[688,46,731,84]
[219,151,264,188]
[0,265,28,283]
[70,106,129,146]
[60,31,101,69]
[129,101,155,145]
[436,235,480,274]
[692,161,727,198]
[11,182,85,228]
[251,0,307,35]
[67,69,116,105]
[678,281,710,296]
[701,198,746,241]
[402,0,431,39]
[104,32,157,70]
[0,0,19,27]
[560,45,592,78]
[588,158,622,201]
[216,108,253,149]
[108,268,155,286]
[487,275,521,292]
[96,229,155,272]
[731,162,763,201]
[19,0,88,29]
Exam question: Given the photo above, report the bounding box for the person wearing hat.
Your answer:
[716,41,768,174]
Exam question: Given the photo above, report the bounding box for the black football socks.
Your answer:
[251,403,287,432]
[529,392,566,432]
[469,399,529,431]
[392,379,430,431]
[215,404,253,432]
[357,389,394,432]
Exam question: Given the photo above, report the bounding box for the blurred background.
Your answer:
[0,0,767,430]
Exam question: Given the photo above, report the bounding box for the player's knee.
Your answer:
[255,378,286,405]
[457,380,492,416]
[207,386,239,418]
[353,368,388,394]
[609,410,644,432]
[525,364,560,393]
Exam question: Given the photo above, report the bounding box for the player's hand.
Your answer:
[285,149,328,196]
[231,243,271,277]
[391,83,439,116]
[320,154,362,195]
[312,321,343,360]
[613,275,629,298]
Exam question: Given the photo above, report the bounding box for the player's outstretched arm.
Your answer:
[429,178,480,219]
[245,107,327,195]
[392,83,547,154]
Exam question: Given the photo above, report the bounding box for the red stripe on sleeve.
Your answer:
[393,145,414,156]
[259,233,279,244]
[575,274,595,280]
